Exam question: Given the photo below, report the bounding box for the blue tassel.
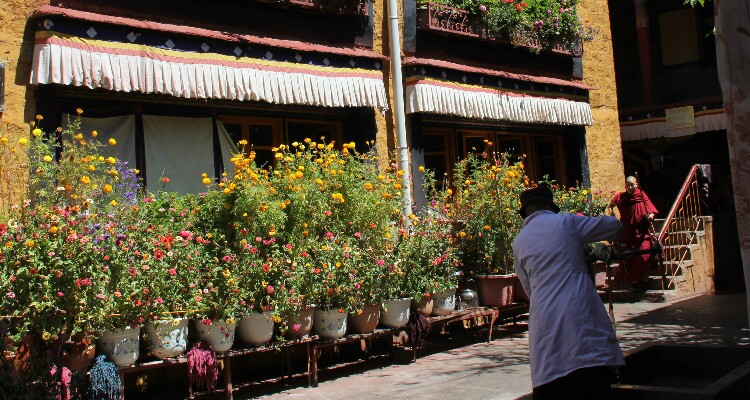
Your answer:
[88,355,121,400]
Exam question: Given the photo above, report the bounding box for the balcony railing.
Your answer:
[256,0,368,16]
[416,3,582,56]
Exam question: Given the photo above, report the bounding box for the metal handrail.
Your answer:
[656,165,704,289]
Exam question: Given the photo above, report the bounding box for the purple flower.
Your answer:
[479,5,487,12]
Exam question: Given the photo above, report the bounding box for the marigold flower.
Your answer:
[18,138,28,145]
[108,138,117,145]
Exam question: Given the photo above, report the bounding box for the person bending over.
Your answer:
[513,184,624,400]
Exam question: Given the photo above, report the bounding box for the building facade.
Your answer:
[1,0,622,205]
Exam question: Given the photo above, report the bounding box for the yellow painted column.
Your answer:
[578,0,624,197]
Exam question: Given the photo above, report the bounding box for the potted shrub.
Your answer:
[449,144,527,307]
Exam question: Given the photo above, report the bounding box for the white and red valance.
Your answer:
[30,6,388,109]
[403,58,593,126]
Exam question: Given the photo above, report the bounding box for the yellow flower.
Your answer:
[483,225,490,231]
[18,138,28,145]
[80,176,91,185]
[238,139,248,146]
[446,189,453,195]
[397,170,405,176]
[49,226,58,234]
[222,269,231,278]
[107,157,116,164]
[0,137,7,145]
[418,166,425,172]
[172,319,181,327]
[364,182,373,191]
[295,171,303,178]
[32,128,42,137]
[331,192,345,203]
[110,200,118,206]
[108,138,117,145]
[103,184,113,193]
[91,130,98,138]
[226,317,236,325]
[75,133,83,140]
[43,155,53,162]
[25,239,35,248]
[88,165,96,172]
[202,177,212,185]
[459,231,467,238]
[98,156,104,162]
[76,108,83,115]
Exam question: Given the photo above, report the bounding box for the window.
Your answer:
[421,127,453,187]
[286,120,342,145]
[219,116,281,169]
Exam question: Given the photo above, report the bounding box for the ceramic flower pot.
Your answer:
[285,306,315,340]
[411,294,434,317]
[193,319,236,354]
[238,311,275,346]
[380,298,411,328]
[144,318,189,359]
[512,273,530,303]
[348,304,381,334]
[475,274,515,307]
[61,336,96,373]
[431,287,457,316]
[97,326,141,367]
[314,308,348,339]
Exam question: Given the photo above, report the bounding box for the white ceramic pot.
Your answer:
[193,319,236,353]
[144,318,189,359]
[380,298,411,328]
[97,326,141,367]
[285,307,315,340]
[238,311,275,346]
[431,288,457,316]
[313,308,348,339]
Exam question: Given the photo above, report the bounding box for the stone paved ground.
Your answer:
[238,292,748,400]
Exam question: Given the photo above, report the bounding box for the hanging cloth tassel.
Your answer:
[406,311,431,349]
[88,355,121,400]
[49,364,72,400]
[187,340,218,391]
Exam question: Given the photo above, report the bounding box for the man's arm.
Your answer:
[570,214,623,243]
[641,190,658,220]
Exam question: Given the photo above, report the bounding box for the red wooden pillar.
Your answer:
[635,0,654,106]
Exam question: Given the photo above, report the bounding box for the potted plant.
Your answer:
[450,144,527,307]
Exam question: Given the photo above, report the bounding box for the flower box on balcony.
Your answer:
[416,2,585,57]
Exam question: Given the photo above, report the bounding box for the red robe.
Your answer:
[611,188,659,284]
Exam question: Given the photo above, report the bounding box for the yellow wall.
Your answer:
[578,0,625,196]
[0,0,43,211]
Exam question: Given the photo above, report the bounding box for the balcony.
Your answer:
[255,0,369,16]
[416,2,583,57]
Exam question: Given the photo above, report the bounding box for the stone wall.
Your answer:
[578,0,625,196]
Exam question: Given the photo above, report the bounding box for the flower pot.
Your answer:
[193,320,236,354]
[512,273,529,303]
[431,287,457,316]
[411,295,434,317]
[476,274,515,307]
[144,318,189,359]
[285,307,315,340]
[238,311,275,346]
[98,326,141,367]
[61,336,96,373]
[380,298,411,328]
[348,304,381,334]
[3,335,42,379]
[314,308,348,339]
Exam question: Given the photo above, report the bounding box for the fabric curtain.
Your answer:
[62,114,137,167]
[620,111,726,141]
[405,82,593,126]
[143,116,215,195]
[216,121,238,178]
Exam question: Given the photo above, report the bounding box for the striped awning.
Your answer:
[403,58,593,126]
[30,6,388,109]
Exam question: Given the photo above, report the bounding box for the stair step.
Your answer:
[600,289,666,303]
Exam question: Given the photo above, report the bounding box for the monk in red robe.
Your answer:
[609,176,659,291]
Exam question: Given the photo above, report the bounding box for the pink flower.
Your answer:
[255,236,262,242]
[354,232,361,238]
[6,292,15,299]
[155,297,163,304]
[354,283,361,289]
[178,230,193,239]
[266,285,275,294]
[301,251,309,258]
[195,295,203,302]
[285,244,293,250]
[97,293,105,300]
[293,323,301,332]
[169,268,177,275]
[201,318,212,326]
[222,255,232,262]
[57,291,64,297]
[325,231,334,239]
[344,252,350,259]
[324,210,332,217]
[376,259,385,266]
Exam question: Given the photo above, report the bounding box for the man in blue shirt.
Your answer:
[513,184,624,399]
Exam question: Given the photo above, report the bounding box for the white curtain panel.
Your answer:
[405,83,593,126]
[62,114,137,167]
[216,121,238,178]
[31,43,388,109]
[143,116,215,195]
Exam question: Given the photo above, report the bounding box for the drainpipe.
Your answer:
[386,0,413,223]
